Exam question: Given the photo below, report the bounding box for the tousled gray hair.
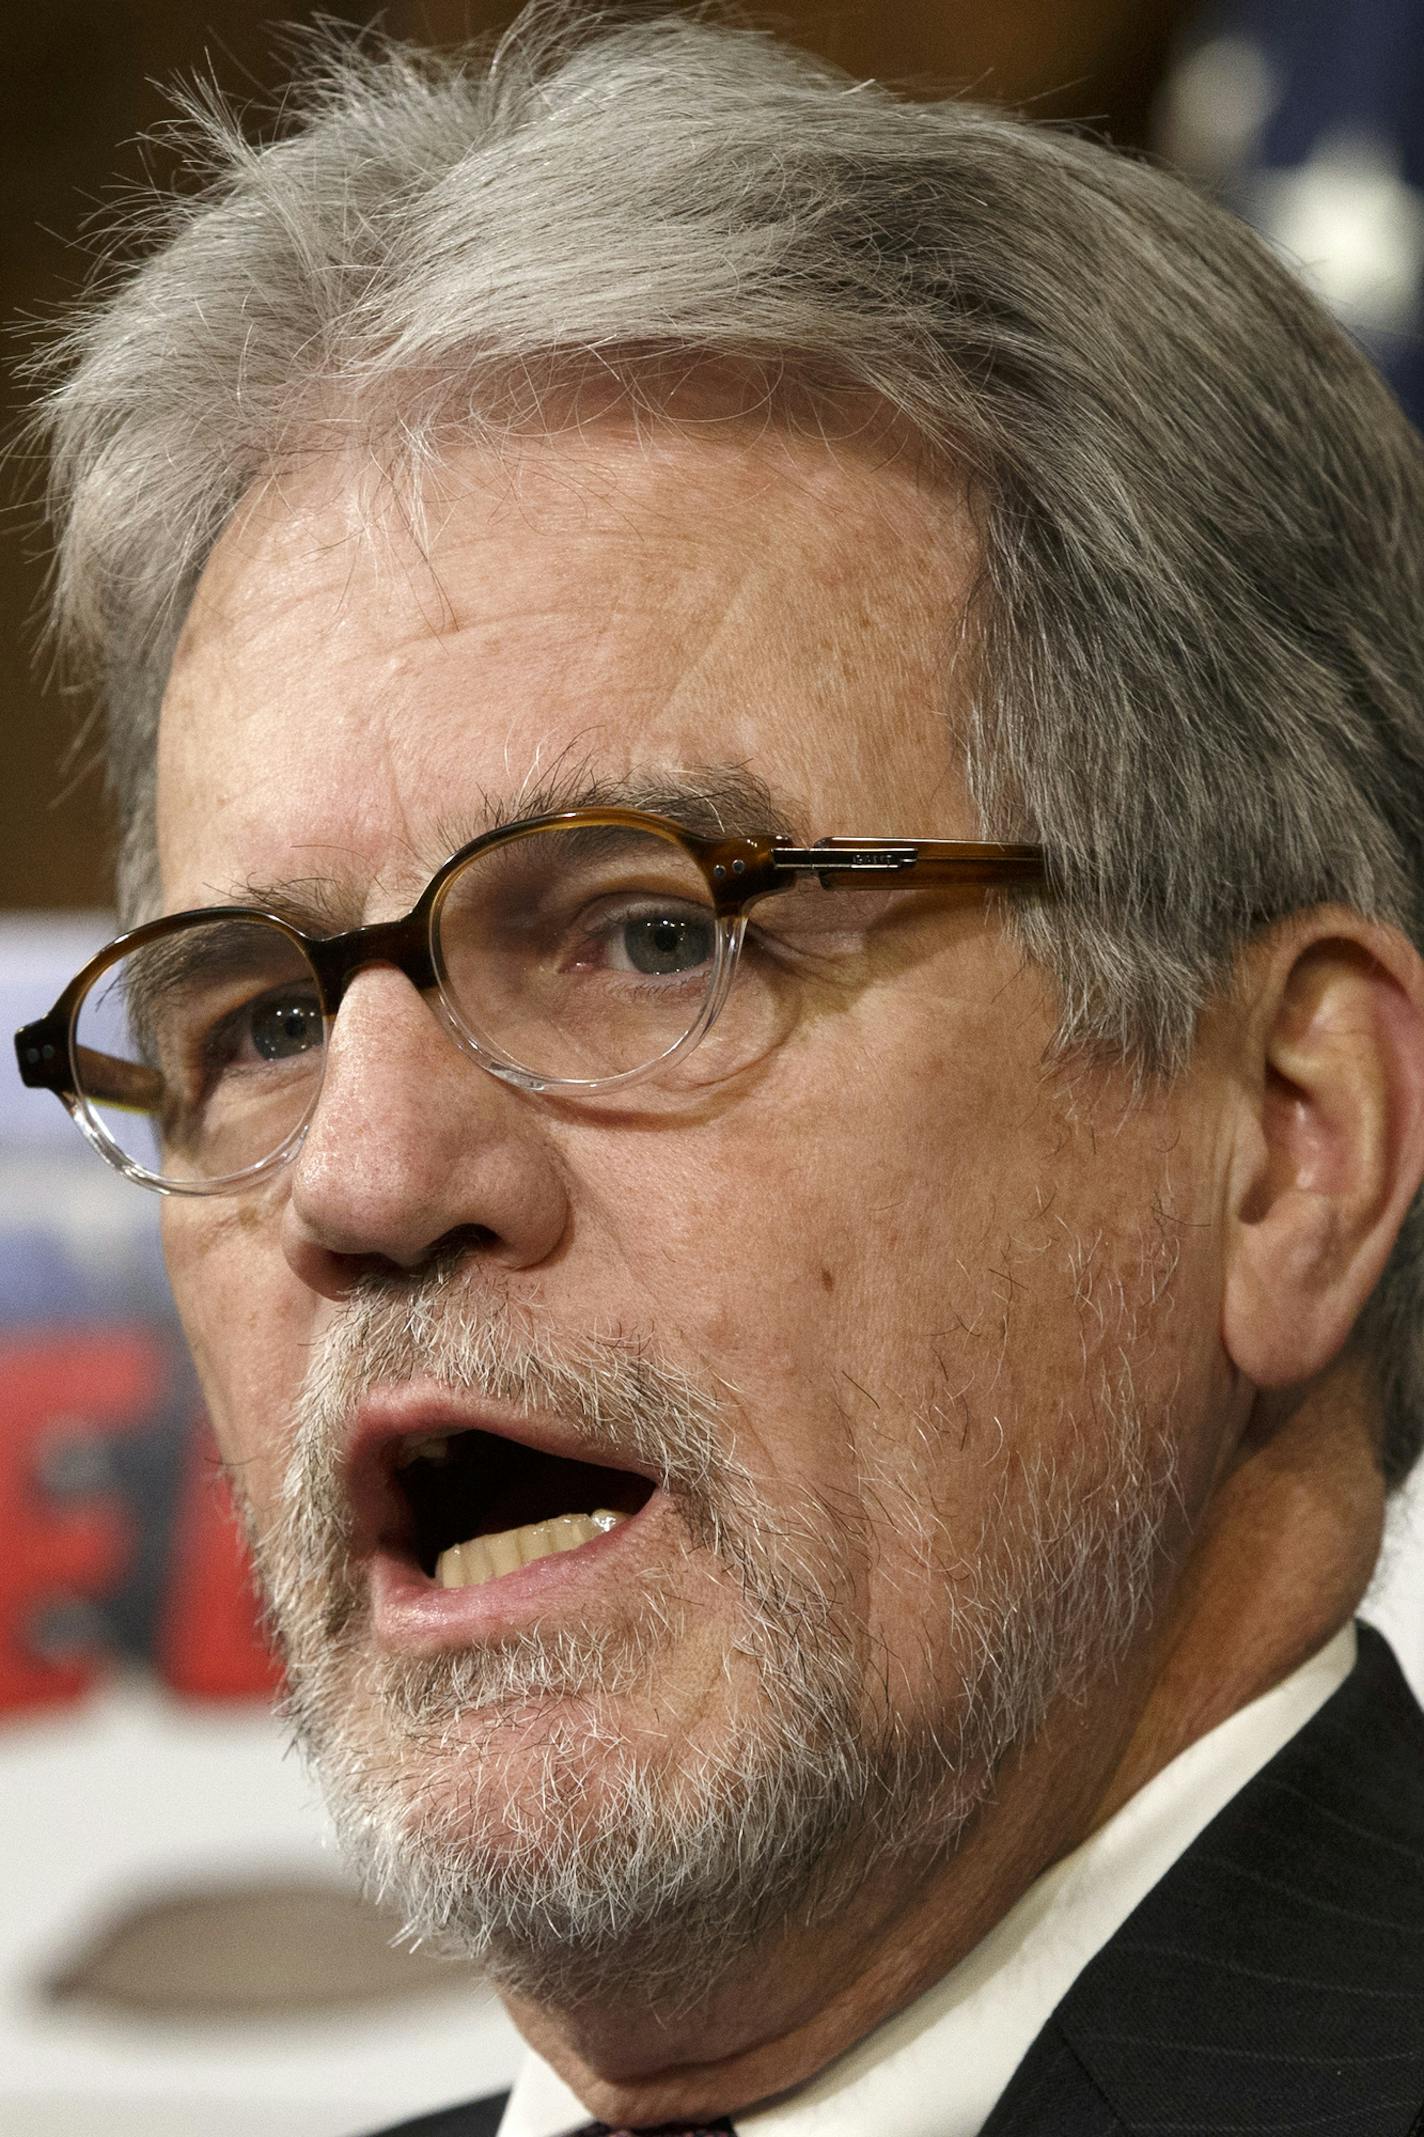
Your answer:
[30,5,1424,1481]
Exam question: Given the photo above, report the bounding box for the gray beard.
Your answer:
[235,1263,1177,2013]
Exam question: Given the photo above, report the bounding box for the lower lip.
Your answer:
[368,1494,664,1652]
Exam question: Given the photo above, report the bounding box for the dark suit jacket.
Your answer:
[368,1622,1424,2136]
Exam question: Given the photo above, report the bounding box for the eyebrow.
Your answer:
[208,872,358,936]
[465,763,801,845]
[201,762,803,936]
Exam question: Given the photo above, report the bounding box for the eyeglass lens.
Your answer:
[74,914,324,1187]
[69,820,739,1187]
[433,820,723,1083]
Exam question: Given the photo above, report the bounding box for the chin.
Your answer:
[277,1628,858,2003]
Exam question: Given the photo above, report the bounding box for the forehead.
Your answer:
[156,420,977,915]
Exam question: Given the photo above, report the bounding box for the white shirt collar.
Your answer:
[497,1625,1356,2137]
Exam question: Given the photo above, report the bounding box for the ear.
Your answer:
[1221,909,1424,1394]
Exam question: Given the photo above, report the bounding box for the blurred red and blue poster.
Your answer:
[1,913,278,1717]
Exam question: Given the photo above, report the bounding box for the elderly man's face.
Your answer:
[156,421,1232,2009]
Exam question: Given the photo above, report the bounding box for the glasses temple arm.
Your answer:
[768,839,1046,887]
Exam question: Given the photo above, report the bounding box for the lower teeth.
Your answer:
[435,1509,624,1589]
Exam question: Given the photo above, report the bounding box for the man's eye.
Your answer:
[601,911,716,977]
[247,991,325,1059]
[199,987,325,1071]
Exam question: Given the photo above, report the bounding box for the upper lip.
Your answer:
[344,1383,660,1557]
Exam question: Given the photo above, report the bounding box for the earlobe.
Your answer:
[1221,915,1424,1397]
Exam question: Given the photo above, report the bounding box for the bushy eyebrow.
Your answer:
[202,762,802,935]
[437,762,801,847]
[208,872,359,936]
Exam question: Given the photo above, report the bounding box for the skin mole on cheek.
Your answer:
[818,1262,836,1294]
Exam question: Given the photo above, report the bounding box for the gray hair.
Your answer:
[30,6,1424,1482]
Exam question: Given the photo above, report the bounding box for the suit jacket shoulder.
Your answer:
[985,1622,1424,2136]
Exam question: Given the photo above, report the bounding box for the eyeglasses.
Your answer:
[14,807,1047,1196]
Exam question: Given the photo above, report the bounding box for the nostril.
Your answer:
[334,1224,499,1289]
[336,1224,498,1293]
[427,1223,499,1263]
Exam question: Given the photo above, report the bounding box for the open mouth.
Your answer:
[388,1427,655,1590]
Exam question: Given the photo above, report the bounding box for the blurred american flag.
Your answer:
[1159,0,1424,426]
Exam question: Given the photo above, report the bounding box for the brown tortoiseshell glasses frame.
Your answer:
[14,806,1048,1194]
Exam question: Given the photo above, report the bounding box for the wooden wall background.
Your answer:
[2,0,1188,911]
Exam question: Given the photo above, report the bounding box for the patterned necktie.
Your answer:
[573,2122,735,2135]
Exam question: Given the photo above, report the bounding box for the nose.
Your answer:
[280,965,570,1299]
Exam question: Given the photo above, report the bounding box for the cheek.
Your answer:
[572,1054,1021,1588]
[583,976,1059,1445]
[161,1198,301,1513]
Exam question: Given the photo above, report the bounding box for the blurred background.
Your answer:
[3,4,1422,2133]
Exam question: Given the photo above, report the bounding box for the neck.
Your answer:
[501,1385,1384,2130]
[503,1710,1127,2127]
